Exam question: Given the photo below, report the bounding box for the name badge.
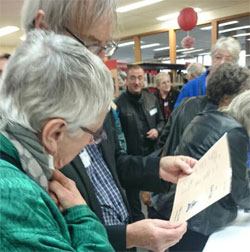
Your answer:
[149,108,157,116]
[164,102,169,107]
[79,149,91,167]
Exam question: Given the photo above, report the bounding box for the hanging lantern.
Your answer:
[177,7,198,31]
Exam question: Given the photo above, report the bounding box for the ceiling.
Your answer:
[0,0,249,57]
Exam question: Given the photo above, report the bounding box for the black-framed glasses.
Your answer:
[64,27,118,57]
[80,126,107,144]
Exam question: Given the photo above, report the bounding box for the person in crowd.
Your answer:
[21,0,118,61]
[116,64,165,222]
[0,30,115,251]
[155,72,180,122]
[21,1,197,251]
[174,36,241,108]
[186,62,206,81]
[151,63,250,252]
[62,110,196,252]
[0,53,10,76]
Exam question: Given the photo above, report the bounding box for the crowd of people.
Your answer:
[0,0,249,252]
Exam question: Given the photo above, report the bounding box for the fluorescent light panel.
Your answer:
[233,33,250,38]
[154,45,179,51]
[182,49,204,54]
[198,52,210,56]
[157,8,201,21]
[176,47,194,53]
[200,20,239,31]
[219,20,239,27]
[219,25,250,34]
[154,46,170,51]
[20,35,26,41]
[118,41,134,47]
[0,26,19,37]
[116,0,163,13]
[141,43,160,49]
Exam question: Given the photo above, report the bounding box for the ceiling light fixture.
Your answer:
[219,20,239,27]
[154,45,179,51]
[200,20,239,31]
[157,8,201,21]
[176,47,194,53]
[118,41,134,47]
[233,33,250,38]
[0,26,19,37]
[116,0,164,13]
[219,25,250,34]
[182,49,204,54]
[141,43,160,49]
[20,35,26,41]
[154,46,170,51]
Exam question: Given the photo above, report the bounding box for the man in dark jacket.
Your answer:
[62,111,196,251]
[116,64,165,221]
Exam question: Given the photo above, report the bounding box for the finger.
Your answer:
[51,169,75,189]
[49,180,69,200]
[175,158,193,174]
[151,219,186,229]
[180,156,197,167]
[48,191,59,206]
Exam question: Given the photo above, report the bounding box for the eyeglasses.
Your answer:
[80,126,107,144]
[64,27,118,57]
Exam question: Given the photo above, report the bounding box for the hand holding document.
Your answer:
[170,133,232,222]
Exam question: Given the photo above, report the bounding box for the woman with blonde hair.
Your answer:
[155,72,179,122]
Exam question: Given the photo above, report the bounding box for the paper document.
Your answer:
[170,133,232,222]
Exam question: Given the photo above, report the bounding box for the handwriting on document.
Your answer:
[170,133,232,223]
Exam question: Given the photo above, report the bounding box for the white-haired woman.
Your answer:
[155,72,180,122]
[0,30,115,251]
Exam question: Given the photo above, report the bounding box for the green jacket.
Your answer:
[0,133,114,252]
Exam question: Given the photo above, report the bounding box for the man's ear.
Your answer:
[41,119,67,156]
[34,10,47,29]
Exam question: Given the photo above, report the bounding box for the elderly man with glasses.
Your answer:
[21,1,196,251]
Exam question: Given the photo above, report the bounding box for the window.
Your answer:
[111,39,134,63]
[140,32,169,62]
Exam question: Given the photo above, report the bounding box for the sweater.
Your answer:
[0,133,114,252]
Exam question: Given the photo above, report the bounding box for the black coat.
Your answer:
[175,109,250,235]
[157,96,211,154]
[62,111,170,251]
[116,90,165,156]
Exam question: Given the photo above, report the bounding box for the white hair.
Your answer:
[186,62,206,79]
[0,30,114,135]
[21,0,117,34]
[155,72,171,87]
[211,37,241,64]
[221,90,250,136]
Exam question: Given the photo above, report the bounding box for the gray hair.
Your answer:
[21,0,117,35]
[0,30,114,135]
[221,90,250,136]
[155,72,171,87]
[211,37,241,64]
[186,62,206,79]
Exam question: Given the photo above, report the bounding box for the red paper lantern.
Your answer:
[177,7,198,31]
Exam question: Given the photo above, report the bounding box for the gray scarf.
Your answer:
[1,123,54,191]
